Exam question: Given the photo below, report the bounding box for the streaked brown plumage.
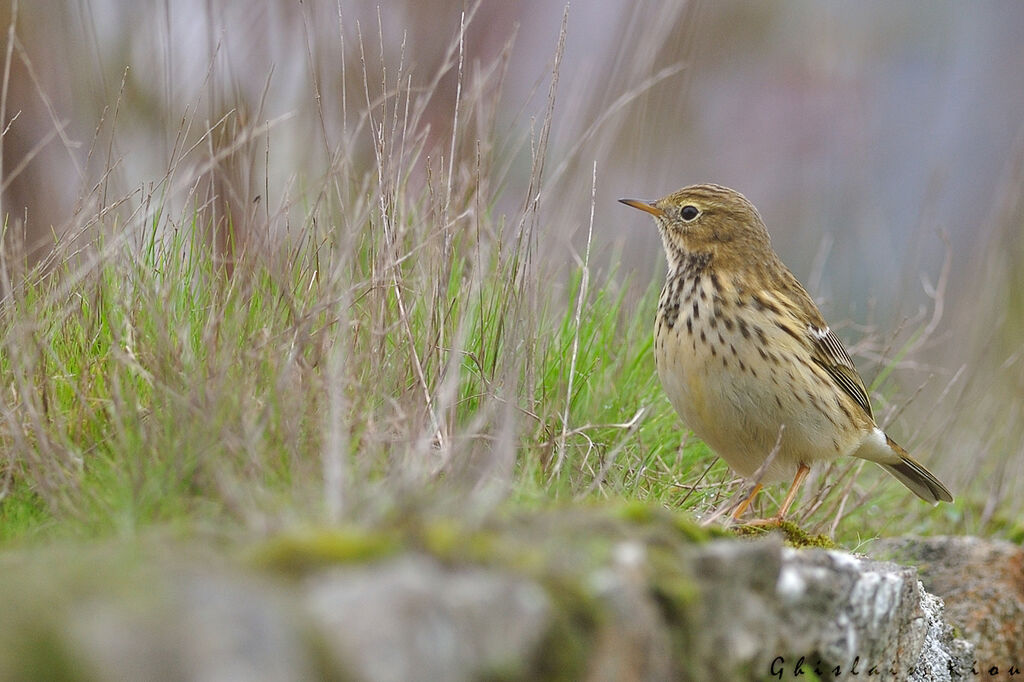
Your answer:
[620,184,952,521]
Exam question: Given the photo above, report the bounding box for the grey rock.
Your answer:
[872,536,1024,677]
[63,568,316,682]
[0,517,997,681]
[302,553,551,682]
[585,540,673,682]
[910,588,975,682]
[683,539,973,680]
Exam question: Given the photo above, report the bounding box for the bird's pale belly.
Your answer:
[655,311,862,483]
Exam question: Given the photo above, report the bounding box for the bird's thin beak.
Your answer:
[618,198,665,218]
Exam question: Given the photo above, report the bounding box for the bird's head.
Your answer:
[620,183,772,271]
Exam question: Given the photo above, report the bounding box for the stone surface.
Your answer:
[0,513,998,681]
[64,569,315,682]
[302,554,551,682]
[584,540,674,682]
[683,540,973,680]
[0,550,318,681]
[873,536,1024,678]
[911,589,976,682]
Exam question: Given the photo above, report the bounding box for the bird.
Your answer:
[619,184,952,523]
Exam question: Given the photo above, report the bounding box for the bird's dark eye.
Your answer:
[680,205,700,221]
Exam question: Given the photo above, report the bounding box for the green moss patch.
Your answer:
[733,520,836,549]
[248,528,403,577]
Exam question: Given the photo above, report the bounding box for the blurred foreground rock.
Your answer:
[874,536,1024,678]
[0,510,993,681]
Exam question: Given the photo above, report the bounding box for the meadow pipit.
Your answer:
[620,184,953,522]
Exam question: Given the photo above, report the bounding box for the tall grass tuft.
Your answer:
[0,7,707,543]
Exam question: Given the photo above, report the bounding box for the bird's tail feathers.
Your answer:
[856,430,953,503]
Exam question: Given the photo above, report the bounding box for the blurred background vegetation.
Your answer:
[1,0,1022,542]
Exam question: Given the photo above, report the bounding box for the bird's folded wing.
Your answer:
[807,325,874,420]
